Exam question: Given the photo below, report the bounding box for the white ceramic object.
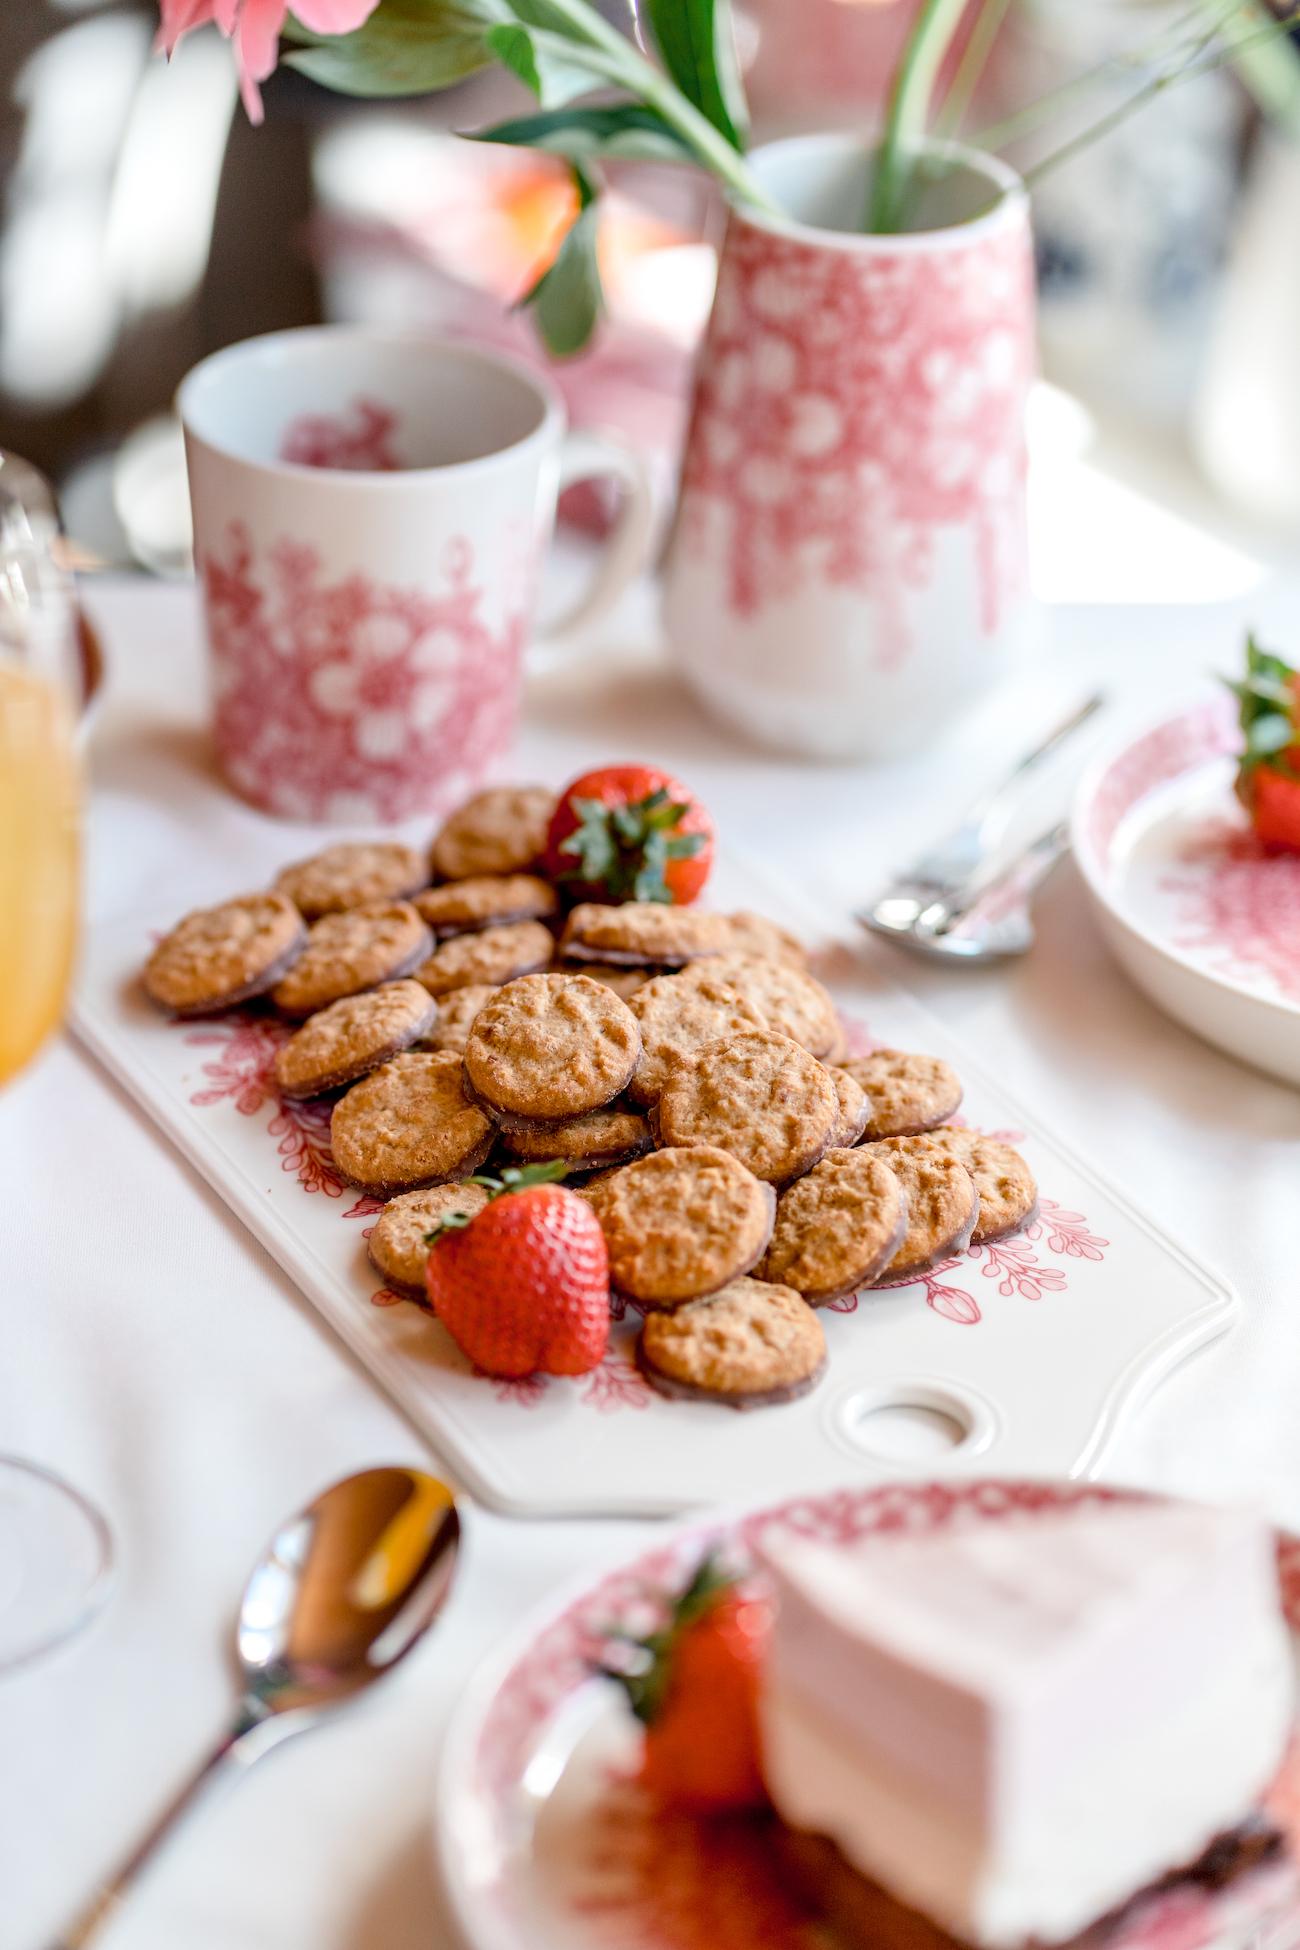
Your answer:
[72,850,1236,1517]
[1072,697,1300,1087]
[432,1479,1300,1950]
[179,329,653,823]
[1194,133,1300,529]
[662,135,1036,760]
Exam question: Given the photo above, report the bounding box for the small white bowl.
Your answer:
[1071,696,1300,1087]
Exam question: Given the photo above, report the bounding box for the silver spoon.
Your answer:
[51,1466,459,1950]
[896,820,1071,963]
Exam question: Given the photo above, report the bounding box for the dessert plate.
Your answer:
[433,1478,1300,1950]
[72,851,1237,1517]
[1073,696,1300,1086]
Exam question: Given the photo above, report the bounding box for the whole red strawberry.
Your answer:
[1227,633,1300,852]
[544,764,714,905]
[425,1164,609,1378]
[605,1557,772,1813]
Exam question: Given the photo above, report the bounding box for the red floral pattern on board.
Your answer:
[183,1014,349,1197]
[469,1482,1300,1950]
[677,207,1034,664]
[200,523,528,823]
[279,398,403,472]
[1163,816,1300,1005]
[185,1015,287,1114]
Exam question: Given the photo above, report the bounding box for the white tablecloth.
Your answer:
[7,536,1300,1949]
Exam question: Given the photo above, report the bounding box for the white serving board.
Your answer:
[72,851,1236,1516]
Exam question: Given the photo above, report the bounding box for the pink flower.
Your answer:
[157,0,379,123]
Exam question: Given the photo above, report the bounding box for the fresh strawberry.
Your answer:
[424,1163,609,1378]
[544,764,714,905]
[1227,634,1300,852]
[604,1556,771,1813]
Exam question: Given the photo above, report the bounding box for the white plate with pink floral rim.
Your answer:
[1073,695,1300,1088]
[71,848,1237,1517]
[433,1477,1300,1950]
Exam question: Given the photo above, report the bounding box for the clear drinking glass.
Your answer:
[0,450,113,1670]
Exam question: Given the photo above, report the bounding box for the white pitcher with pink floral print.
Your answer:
[663,135,1036,760]
[179,329,652,824]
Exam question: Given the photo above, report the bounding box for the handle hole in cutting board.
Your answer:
[830,1379,997,1468]
[853,1401,966,1461]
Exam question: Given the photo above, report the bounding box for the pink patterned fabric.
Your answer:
[199,522,527,823]
[675,202,1034,666]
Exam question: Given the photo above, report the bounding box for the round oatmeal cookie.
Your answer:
[759,1148,909,1304]
[270,901,432,1016]
[560,902,736,968]
[841,1048,963,1139]
[637,1277,826,1409]
[677,955,840,1058]
[626,972,767,1107]
[274,842,426,919]
[367,1182,490,1299]
[656,1030,838,1184]
[717,911,809,968]
[330,1051,495,1196]
[866,1137,980,1284]
[502,1105,653,1172]
[420,983,498,1055]
[826,1066,871,1148]
[415,920,553,997]
[900,1128,1037,1245]
[414,874,557,938]
[431,785,554,882]
[273,979,436,1099]
[143,891,305,1015]
[576,963,656,1001]
[584,1146,775,1306]
[463,972,640,1120]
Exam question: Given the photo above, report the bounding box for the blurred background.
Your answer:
[2,0,1299,580]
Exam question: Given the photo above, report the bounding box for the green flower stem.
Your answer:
[967,0,1236,157]
[935,0,1012,140]
[518,0,783,214]
[869,0,973,232]
[1022,3,1300,191]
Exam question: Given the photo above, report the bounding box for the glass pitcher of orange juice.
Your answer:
[0,451,81,1084]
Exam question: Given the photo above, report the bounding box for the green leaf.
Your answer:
[520,183,604,358]
[285,0,502,97]
[1247,712,1295,757]
[482,21,595,104]
[643,0,748,150]
[473,101,696,163]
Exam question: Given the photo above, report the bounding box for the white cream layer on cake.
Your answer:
[759,1501,1294,1949]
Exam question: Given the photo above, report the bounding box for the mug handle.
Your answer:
[531,430,656,668]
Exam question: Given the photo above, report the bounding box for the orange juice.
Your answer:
[0,660,79,1082]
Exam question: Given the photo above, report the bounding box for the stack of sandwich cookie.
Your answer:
[140,777,1042,1410]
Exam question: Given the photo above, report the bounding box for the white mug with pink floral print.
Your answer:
[663,135,1036,761]
[179,329,653,823]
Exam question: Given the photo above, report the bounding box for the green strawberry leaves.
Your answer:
[599,1553,735,1724]
[424,1161,570,1248]
[557,789,706,903]
[1226,632,1300,781]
